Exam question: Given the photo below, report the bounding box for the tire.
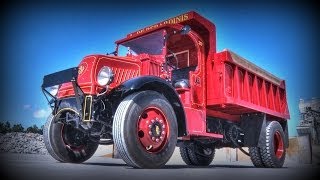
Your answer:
[260,121,286,168]
[179,146,193,165]
[44,114,66,162]
[44,109,98,163]
[249,121,286,168]
[179,141,215,166]
[249,147,264,167]
[113,90,178,168]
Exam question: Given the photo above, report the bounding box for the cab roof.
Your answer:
[115,11,217,54]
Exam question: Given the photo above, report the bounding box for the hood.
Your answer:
[57,55,141,98]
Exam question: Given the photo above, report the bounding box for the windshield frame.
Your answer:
[116,29,166,57]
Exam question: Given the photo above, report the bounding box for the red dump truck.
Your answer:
[42,11,290,168]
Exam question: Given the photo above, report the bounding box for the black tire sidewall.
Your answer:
[249,147,264,167]
[122,91,178,168]
[184,142,215,166]
[45,109,98,163]
[267,122,286,167]
[44,114,65,162]
[179,146,192,165]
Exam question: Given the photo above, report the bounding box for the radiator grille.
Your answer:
[111,67,139,84]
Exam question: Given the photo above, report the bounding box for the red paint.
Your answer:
[137,107,169,153]
[206,50,290,120]
[274,131,284,159]
[56,11,289,139]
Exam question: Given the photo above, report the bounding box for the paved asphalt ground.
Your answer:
[1,151,319,180]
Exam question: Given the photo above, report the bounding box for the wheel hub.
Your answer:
[150,121,163,138]
[62,124,86,151]
[203,148,213,156]
[137,107,169,153]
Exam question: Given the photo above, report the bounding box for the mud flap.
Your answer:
[283,121,289,148]
[240,113,266,147]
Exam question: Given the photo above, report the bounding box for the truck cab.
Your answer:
[42,11,289,168]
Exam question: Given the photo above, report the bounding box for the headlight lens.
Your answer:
[49,85,59,96]
[97,66,114,86]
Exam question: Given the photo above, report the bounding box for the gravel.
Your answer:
[0,132,48,155]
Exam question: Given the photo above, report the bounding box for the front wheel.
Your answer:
[113,91,178,168]
[44,109,99,163]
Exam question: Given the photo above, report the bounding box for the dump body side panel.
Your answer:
[206,50,290,120]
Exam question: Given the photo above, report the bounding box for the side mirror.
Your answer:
[180,25,191,35]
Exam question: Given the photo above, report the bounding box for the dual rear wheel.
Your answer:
[179,141,215,166]
[249,121,286,168]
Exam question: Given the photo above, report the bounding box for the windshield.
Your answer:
[118,30,164,56]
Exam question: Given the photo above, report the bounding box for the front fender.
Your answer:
[109,76,187,136]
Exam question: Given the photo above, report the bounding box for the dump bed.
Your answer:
[207,50,290,120]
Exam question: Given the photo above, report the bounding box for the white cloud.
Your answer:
[33,108,51,119]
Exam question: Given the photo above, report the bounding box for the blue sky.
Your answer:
[2,1,319,136]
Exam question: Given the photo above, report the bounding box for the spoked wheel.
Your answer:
[113,90,177,168]
[180,141,215,166]
[44,109,98,163]
[249,121,286,168]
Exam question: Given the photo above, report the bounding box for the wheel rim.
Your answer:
[203,148,213,156]
[274,131,284,159]
[55,110,86,151]
[137,107,169,153]
[61,124,86,151]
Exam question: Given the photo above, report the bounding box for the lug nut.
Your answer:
[156,117,159,121]
[151,119,155,123]
[152,137,155,140]
[156,138,159,142]
[146,120,149,124]
[148,125,152,128]
[160,120,163,123]
[162,125,165,129]
[162,131,165,135]
[149,131,152,135]
[160,136,163,140]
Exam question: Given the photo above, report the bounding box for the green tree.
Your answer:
[1,121,11,133]
[0,121,12,133]
[0,122,4,133]
[39,125,44,135]
[12,124,24,132]
[26,124,39,134]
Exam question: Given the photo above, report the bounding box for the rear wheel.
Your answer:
[113,91,178,168]
[179,141,215,166]
[249,147,264,167]
[260,121,286,168]
[44,109,98,163]
[249,121,286,168]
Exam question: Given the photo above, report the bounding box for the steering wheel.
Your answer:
[165,49,178,70]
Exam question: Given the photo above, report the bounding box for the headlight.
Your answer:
[97,66,114,86]
[49,85,59,96]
